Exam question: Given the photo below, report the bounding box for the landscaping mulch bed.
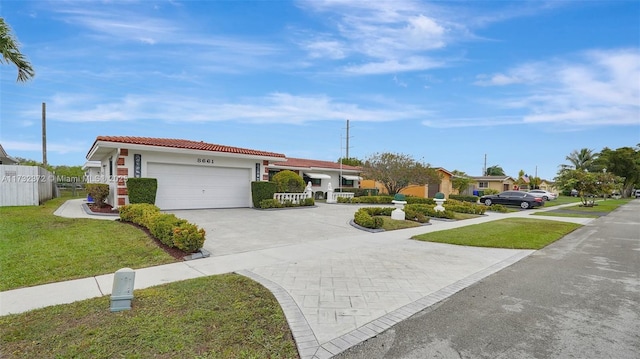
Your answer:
[87,203,120,214]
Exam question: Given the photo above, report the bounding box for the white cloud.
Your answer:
[32,92,431,125]
[296,0,460,74]
[469,48,640,127]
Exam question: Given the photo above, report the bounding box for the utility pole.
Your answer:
[345,119,350,160]
[483,154,487,176]
[42,102,47,167]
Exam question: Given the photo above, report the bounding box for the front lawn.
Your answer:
[412,218,582,249]
[0,196,177,291]
[0,274,299,359]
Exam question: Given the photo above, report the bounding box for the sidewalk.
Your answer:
[1,199,593,359]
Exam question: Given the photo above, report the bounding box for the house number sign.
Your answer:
[197,158,215,164]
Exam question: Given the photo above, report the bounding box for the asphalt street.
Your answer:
[334,200,640,359]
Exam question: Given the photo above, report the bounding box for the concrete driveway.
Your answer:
[169,202,367,256]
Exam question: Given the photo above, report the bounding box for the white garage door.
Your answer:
[147,163,251,210]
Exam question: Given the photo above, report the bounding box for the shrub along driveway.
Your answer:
[169,203,368,256]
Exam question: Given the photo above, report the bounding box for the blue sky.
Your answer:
[1,0,638,180]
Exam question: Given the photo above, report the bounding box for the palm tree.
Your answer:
[485,165,506,176]
[564,148,596,171]
[1,17,35,82]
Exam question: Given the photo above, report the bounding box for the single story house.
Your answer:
[0,144,18,165]
[82,161,102,183]
[360,167,455,198]
[86,136,286,210]
[471,176,516,193]
[266,157,362,199]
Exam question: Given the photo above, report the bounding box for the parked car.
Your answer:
[480,191,544,209]
[635,189,640,198]
[570,189,579,197]
[528,189,557,201]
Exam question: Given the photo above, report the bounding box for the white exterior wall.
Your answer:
[91,146,265,208]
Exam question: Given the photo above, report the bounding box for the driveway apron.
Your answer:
[170,203,539,359]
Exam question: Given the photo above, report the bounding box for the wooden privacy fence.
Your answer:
[0,165,56,206]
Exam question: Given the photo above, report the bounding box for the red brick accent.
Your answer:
[118,197,126,206]
[263,160,269,165]
[117,157,125,166]
[263,174,269,180]
[118,178,125,186]
[117,187,128,195]
[120,149,128,156]
[117,168,128,176]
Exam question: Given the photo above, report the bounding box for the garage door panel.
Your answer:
[147,163,250,210]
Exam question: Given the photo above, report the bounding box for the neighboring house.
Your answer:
[86,136,286,210]
[471,176,516,193]
[0,144,18,165]
[82,161,102,183]
[360,168,455,198]
[537,179,558,193]
[266,157,362,199]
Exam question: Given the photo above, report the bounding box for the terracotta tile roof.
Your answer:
[273,157,361,171]
[93,136,286,158]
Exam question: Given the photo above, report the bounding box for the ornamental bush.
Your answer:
[149,213,187,247]
[172,223,206,253]
[118,203,160,227]
[259,199,283,209]
[405,204,456,220]
[119,203,205,253]
[126,178,158,204]
[354,208,385,229]
[86,183,110,207]
[251,181,276,207]
[449,194,479,203]
[272,170,305,193]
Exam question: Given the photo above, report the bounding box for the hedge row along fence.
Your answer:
[119,203,205,253]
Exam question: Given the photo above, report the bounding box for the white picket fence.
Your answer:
[329,192,354,202]
[273,192,312,204]
[0,165,56,206]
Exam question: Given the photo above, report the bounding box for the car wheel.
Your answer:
[520,201,530,209]
[484,199,492,206]
[543,196,549,201]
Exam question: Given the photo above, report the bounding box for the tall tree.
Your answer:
[595,146,640,197]
[485,165,505,176]
[361,152,440,195]
[337,157,363,167]
[451,170,472,195]
[0,18,34,82]
[563,148,597,171]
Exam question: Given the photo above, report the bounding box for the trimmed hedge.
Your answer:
[354,207,388,229]
[442,199,487,215]
[258,197,315,209]
[449,194,479,203]
[126,178,158,204]
[272,170,305,193]
[404,204,456,220]
[119,204,206,253]
[86,183,110,207]
[251,181,276,207]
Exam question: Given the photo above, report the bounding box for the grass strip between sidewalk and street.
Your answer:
[0,196,177,291]
[412,218,582,250]
[0,274,299,359]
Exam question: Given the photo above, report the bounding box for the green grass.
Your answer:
[540,195,583,207]
[379,216,423,230]
[0,196,177,291]
[0,274,299,359]
[532,198,632,219]
[563,198,632,212]
[412,218,582,249]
